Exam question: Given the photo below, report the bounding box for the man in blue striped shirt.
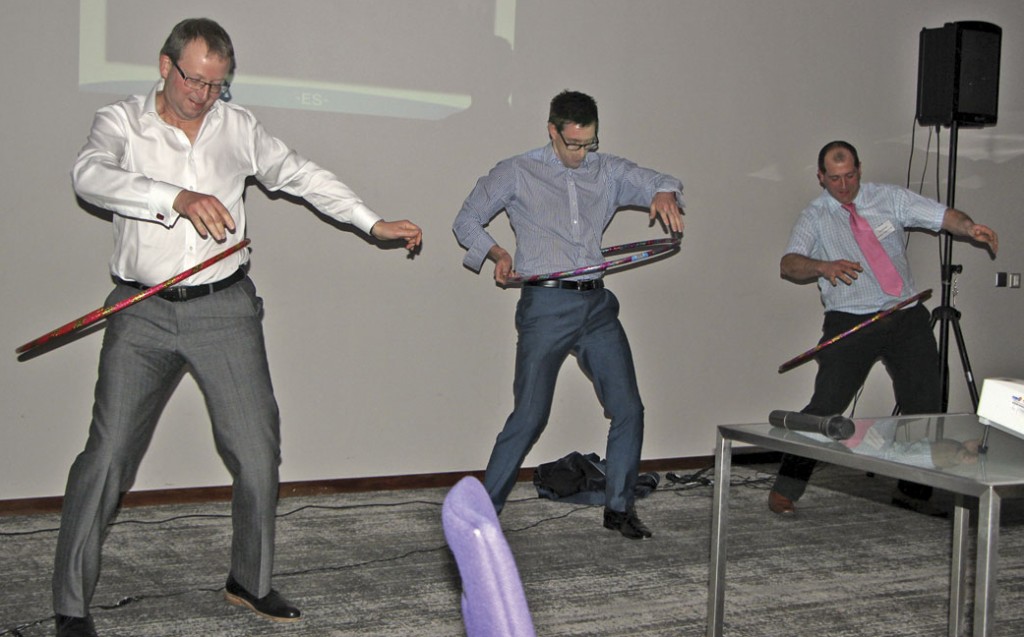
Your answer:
[768,140,998,517]
[453,91,683,539]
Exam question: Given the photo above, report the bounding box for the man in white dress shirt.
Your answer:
[53,18,421,637]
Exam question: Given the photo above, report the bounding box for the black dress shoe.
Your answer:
[55,614,98,637]
[891,493,949,518]
[224,575,301,622]
[603,507,653,539]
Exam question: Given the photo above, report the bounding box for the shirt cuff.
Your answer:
[462,237,496,273]
[349,202,384,236]
[150,182,183,227]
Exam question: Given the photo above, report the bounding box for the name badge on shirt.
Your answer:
[874,220,896,241]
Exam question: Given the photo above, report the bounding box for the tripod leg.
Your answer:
[947,312,980,410]
[930,304,978,412]
[931,305,953,412]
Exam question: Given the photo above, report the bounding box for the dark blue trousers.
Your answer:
[483,286,644,514]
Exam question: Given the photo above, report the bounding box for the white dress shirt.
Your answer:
[72,81,381,286]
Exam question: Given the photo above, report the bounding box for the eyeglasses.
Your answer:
[172,61,230,96]
[557,128,599,152]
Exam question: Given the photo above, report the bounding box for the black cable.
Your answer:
[665,466,713,488]
[918,126,933,195]
[0,499,446,538]
[664,464,778,492]
[907,113,917,189]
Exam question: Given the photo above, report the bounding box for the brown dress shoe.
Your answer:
[768,490,796,515]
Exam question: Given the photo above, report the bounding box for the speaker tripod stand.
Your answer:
[915,20,1000,413]
[932,120,980,413]
[931,243,980,412]
[890,121,981,424]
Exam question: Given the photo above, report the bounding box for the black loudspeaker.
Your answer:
[916,21,1001,127]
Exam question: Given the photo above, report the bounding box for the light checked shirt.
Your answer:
[785,182,946,314]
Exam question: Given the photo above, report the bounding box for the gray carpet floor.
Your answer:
[3,463,1024,636]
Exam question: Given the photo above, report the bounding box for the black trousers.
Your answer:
[773,303,941,501]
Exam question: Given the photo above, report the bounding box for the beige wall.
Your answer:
[1,0,1022,499]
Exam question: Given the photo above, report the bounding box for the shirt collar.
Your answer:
[542,142,595,170]
[142,78,224,126]
[823,188,864,212]
[142,80,162,115]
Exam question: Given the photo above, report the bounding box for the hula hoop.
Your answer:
[777,288,932,374]
[507,237,681,285]
[16,239,251,355]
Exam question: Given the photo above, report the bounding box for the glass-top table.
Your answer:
[707,413,1024,637]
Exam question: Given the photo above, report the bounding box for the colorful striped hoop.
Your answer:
[507,237,681,285]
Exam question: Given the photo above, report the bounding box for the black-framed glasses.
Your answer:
[172,60,230,96]
[557,128,599,152]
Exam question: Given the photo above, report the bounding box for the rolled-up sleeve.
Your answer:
[452,163,514,272]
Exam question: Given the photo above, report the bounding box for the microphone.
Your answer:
[769,410,855,441]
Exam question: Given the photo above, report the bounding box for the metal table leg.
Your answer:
[949,495,969,637]
[974,487,1000,636]
[707,430,732,637]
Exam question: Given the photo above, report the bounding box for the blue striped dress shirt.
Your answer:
[453,144,684,280]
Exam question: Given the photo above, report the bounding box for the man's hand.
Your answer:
[781,252,862,286]
[820,259,864,286]
[967,223,998,255]
[173,190,236,241]
[371,220,423,252]
[488,245,514,286]
[942,208,998,255]
[649,191,684,234]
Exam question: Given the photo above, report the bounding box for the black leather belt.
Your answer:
[524,279,604,291]
[115,267,246,302]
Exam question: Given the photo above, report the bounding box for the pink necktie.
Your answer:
[843,202,903,296]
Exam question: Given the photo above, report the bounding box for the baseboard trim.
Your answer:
[0,449,779,516]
